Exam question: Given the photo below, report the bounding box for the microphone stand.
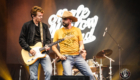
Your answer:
[104,30,123,80]
[19,65,22,80]
[18,58,23,80]
[104,54,115,80]
[53,55,57,75]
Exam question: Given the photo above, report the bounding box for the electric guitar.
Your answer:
[21,35,74,65]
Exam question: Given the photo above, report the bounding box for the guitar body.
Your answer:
[21,35,74,65]
[21,42,46,65]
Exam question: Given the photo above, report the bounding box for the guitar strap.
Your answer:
[40,22,43,46]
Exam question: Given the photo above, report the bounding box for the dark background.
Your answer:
[0,0,140,80]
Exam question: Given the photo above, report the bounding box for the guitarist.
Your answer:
[19,6,52,80]
[52,11,95,80]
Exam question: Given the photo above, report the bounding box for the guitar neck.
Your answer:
[39,38,65,51]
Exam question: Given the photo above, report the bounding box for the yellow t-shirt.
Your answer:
[53,26,83,55]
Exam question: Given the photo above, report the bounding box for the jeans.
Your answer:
[29,55,52,80]
[62,54,95,80]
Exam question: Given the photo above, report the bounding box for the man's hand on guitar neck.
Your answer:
[30,49,36,56]
[45,45,50,51]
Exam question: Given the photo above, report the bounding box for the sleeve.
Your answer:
[19,23,31,52]
[53,30,58,42]
[78,28,83,41]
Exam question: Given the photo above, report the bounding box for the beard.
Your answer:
[63,22,69,27]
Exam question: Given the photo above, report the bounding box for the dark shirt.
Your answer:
[33,25,41,44]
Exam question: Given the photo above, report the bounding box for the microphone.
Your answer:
[51,57,58,63]
[103,27,107,37]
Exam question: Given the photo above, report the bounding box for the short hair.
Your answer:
[30,6,44,18]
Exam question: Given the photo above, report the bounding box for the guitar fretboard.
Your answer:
[39,38,65,51]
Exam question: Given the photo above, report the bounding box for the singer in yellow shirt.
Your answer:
[52,11,95,80]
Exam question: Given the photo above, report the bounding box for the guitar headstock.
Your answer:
[64,35,75,40]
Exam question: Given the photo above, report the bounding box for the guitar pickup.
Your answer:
[28,53,32,57]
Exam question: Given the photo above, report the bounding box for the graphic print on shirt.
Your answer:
[62,31,76,47]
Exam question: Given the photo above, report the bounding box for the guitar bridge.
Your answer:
[28,58,34,62]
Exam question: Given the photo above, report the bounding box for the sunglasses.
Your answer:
[62,18,68,20]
